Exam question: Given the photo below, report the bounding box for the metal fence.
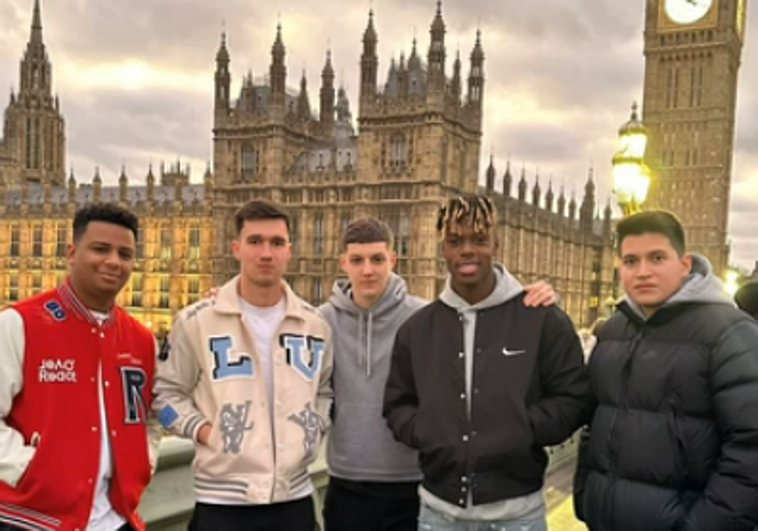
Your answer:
[139,433,579,530]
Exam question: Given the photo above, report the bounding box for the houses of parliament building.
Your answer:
[0,0,633,331]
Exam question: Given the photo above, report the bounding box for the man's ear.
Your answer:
[65,242,76,269]
[682,252,693,276]
[339,253,348,273]
[231,239,240,261]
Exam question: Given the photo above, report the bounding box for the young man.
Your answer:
[574,210,758,531]
[384,196,589,530]
[318,217,558,531]
[0,204,160,531]
[153,200,333,531]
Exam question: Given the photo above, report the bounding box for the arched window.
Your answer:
[241,143,257,178]
[390,134,407,168]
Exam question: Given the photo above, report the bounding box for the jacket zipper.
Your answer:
[603,328,644,529]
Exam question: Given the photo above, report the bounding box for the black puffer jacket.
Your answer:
[575,256,758,531]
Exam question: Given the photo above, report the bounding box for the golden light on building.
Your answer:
[611,103,651,217]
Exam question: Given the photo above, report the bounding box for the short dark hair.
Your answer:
[616,210,686,256]
[341,217,394,251]
[437,195,497,238]
[73,204,138,242]
[234,199,291,235]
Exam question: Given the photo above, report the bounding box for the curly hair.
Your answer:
[436,195,497,239]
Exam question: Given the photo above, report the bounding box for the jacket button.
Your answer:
[460,393,466,400]
[459,352,464,359]
[459,498,465,505]
[461,476,468,483]
[462,435,469,442]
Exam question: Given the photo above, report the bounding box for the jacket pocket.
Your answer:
[666,398,689,489]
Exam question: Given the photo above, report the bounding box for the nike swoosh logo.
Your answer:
[502,348,526,357]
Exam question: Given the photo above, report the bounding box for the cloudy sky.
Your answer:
[0,0,756,270]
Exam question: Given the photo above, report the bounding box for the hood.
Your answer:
[325,273,422,378]
[622,253,736,321]
[328,272,408,318]
[440,263,524,311]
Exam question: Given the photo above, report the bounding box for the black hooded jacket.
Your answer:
[575,256,758,531]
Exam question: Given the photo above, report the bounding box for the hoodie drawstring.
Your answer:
[366,312,374,378]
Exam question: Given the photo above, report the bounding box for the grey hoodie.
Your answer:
[319,273,427,482]
[623,253,736,320]
[420,263,546,521]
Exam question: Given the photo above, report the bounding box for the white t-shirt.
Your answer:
[88,310,126,531]
[239,296,286,431]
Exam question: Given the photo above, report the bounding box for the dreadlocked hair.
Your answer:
[437,195,497,238]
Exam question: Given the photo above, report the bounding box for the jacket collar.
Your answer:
[56,278,116,327]
[213,275,306,321]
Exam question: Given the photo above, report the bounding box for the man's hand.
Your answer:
[197,423,212,446]
[204,287,220,298]
[523,280,558,307]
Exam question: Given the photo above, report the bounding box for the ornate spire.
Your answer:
[216,31,229,64]
[518,165,528,201]
[486,155,496,192]
[363,9,377,45]
[503,159,513,197]
[272,22,285,58]
[431,0,445,35]
[30,0,43,47]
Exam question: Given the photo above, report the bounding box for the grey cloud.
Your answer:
[1,0,757,263]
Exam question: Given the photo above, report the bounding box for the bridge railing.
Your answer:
[140,433,578,530]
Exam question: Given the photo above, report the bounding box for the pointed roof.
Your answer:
[272,22,285,58]
[585,167,596,196]
[471,29,484,62]
[363,9,377,43]
[431,0,445,36]
[322,49,335,79]
[216,31,230,63]
[486,155,496,180]
[30,0,44,47]
[408,38,421,69]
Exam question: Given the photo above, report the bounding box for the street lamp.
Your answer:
[724,270,740,297]
[611,102,651,217]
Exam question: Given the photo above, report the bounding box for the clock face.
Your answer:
[664,0,714,25]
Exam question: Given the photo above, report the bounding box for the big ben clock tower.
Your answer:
[642,0,747,275]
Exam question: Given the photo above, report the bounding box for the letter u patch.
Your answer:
[281,335,324,381]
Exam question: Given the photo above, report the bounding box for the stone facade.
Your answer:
[642,0,747,275]
[210,4,614,326]
[0,0,614,328]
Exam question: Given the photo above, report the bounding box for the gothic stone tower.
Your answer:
[211,2,485,301]
[0,0,66,187]
[642,0,747,275]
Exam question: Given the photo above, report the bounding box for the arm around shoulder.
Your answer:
[0,309,36,486]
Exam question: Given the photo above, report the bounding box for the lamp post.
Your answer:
[724,270,740,297]
[611,102,651,217]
